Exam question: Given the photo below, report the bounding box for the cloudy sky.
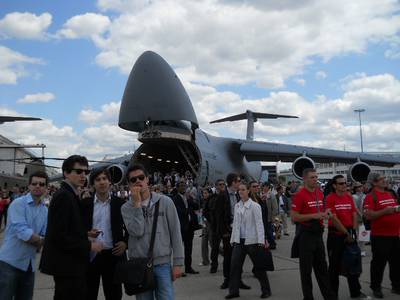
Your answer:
[0,0,399,167]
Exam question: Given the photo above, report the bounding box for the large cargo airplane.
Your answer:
[84,51,399,186]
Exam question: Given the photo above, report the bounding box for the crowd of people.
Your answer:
[0,154,399,300]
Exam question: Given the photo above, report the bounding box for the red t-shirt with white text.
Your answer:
[363,189,400,236]
[292,187,325,226]
[326,192,356,234]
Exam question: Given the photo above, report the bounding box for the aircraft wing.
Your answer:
[240,141,400,167]
[0,116,42,124]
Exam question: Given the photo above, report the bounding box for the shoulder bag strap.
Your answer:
[147,200,160,260]
[371,191,378,208]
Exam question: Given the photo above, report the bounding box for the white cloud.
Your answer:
[17,92,55,104]
[0,12,52,40]
[57,13,111,39]
[0,106,137,164]
[97,0,151,12]
[183,72,400,152]
[315,71,327,80]
[384,36,400,59]
[74,0,400,88]
[79,101,120,124]
[0,45,42,84]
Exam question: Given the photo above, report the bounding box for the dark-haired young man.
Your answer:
[40,155,104,300]
[121,164,184,300]
[291,168,335,300]
[0,171,49,300]
[81,167,128,300]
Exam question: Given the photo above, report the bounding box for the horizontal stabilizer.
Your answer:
[210,110,298,124]
[210,110,298,140]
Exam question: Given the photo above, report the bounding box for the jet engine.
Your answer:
[292,156,315,179]
[348,161,371,183]
[107,164,126,185]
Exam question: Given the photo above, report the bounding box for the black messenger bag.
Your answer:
[114,200,160,296]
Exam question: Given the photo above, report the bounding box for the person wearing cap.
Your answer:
[363,173,400,299]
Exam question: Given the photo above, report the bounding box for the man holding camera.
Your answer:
[81,167,128,300]
[363,173,400,299]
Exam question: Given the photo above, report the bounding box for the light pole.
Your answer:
[354,109,365,152]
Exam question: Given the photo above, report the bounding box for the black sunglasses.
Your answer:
[72,168,90,175]
[335,182,347,185]
[31,182,46,187]
[129,175,146,184]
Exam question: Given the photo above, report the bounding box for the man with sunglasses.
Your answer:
[40,155,104,300]
[363,173,400,299]
[0,171,49,300]
[121,163,184,300]
[326,175,369,299]
[81,167,129,300]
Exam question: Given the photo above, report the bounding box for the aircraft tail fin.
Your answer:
[209,110,298,140]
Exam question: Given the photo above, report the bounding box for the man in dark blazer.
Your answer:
[172,181,200,275]
[211,173,250,290]
[40,155,104,300]
[81,167,128,300]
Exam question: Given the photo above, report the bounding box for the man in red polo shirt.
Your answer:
[326,175,368,299]
[363,173,400,299]
[291,168,336,300]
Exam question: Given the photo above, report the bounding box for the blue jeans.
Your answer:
[136,263,175,300]
[0,260,35,300]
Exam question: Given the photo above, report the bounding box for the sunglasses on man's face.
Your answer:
[72,168,90,175]
[129,175,146,184]
[31,182,46,187]
[335,182,347,186]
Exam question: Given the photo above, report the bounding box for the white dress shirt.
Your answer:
[93,194,113,249]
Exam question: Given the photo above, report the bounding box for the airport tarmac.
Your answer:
[1,223,397,300]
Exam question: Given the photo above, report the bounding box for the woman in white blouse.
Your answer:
[226,183,272,299]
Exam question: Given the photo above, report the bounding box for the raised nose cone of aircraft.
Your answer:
[118,51,199,132]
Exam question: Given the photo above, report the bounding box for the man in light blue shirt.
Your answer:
[0,171,49,300]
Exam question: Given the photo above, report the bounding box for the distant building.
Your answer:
[0,134,46,190]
